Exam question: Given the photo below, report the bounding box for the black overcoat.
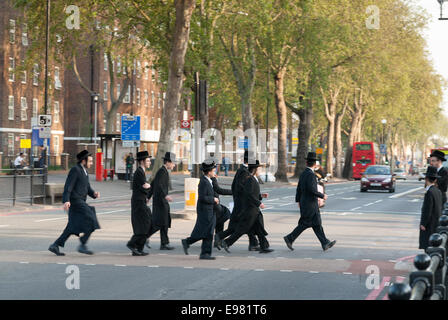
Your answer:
[230,164,250,222]
[419,185,443,249]
[296,167,325,227]
[131,167,153,235]
[190,175,216,239]
[212,176,232,223]
[436,167,448,204]
[151,165,171,228]
[61,164,100,235]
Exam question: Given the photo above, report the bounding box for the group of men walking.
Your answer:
[48,149,338,258]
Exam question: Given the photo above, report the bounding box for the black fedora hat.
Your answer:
[430,150,447,162]
[136,151,150,161]
[248,159,261,171]
[76,150,91,162]
[200,160,217,172]
[426,166,441,179]
[162,152,176,162]
[305,152,318,161]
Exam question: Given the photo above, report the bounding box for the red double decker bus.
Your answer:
[352,142,380,179]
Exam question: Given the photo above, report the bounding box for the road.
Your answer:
[0,176,425,300]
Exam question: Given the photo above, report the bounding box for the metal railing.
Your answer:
[389,211,448,300]
[0,168,47,206]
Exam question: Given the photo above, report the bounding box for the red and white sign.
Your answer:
[189,115,194,121]
[180,120,191,129]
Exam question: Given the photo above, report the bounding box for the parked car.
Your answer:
[360,165,396,193]
[393,168,407,180]
[418,168,426,181]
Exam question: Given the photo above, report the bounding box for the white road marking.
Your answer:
[341,198,357,200]
[97,209,126,215]
[57,262,67,265]
[362,259,372,262]
[265,198,280,202]
[279,203,292,207]
[85,263,96,266]
[0,225,10,228]
[336,259,345,261]
[282,196,294,199]
[35,217,66,222]
[35,209,126,222]
[183,266,194,269]
[280,270,293,272]
[374,200,383,203]
[158,253,167,255]
[363,202,375,207]
[350,207,362,211]
[388,260,397,263]
[309,271,319,274]
[148,265,159,268]
[263,206,274,210]
[20,262,29,264]
[254,269,264,272]
[327,194,335,196]
[343,272,352,275]
[389,187,423,199]
[304,258,313,260]
[114,264,126,267]
[220,268,230,270]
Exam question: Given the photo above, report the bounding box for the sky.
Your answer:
[414,0,448,115]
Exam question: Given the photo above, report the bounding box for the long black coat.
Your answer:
[62,164,100,236]
[419,185,442,249]
[436,167,448,204]
[190,175,216,239]
[212,177,232,223]
[230,164,250,220]
[296,167,325,227]
[151,165,171,228]
[131,167,153,235]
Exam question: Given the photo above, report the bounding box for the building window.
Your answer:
[33,64,39,86]
[151,91,155,108]
[54,67,62,89]
[151,66,156,82]
[158,93,161,109]
[133,85,136,104]
[8,96,15,120]
[54,101,60,123]
[9,57,15,82]
[104,53,108,71]
[33,99,38,118]
[144,89,148,107]
[103,81,108,100]
[21,97,28,121]
[21,70,27,84]
[117,56,121,74]
[137,88,141,106]
[144,116,148,130]
[124,85,130,103]
[151,117,154,130]
[22,23,28,46]
[8,134,15,156]
[9,19,15,43]
[144,62,149,80]
[54,135,60,155]
[158,118,161,131]
[116,113,120,132]
[117,84,121,99]
[137,60,141,78]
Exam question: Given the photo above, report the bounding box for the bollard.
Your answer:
[426,234,447,299]
[388,283,412,300]
[409,254,434,300]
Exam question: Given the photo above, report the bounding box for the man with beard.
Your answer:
[429,150,448,206]
[182,160,220,260]
[127,151,153,256]
[214,150,261,251]
[147,152,175,250]
[48,150,100,256]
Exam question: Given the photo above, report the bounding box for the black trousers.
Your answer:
[224,213,268,249]
[285,223,329,248]
[217,213,259,247]
[127,234,147,251]
[186,235,213,256]
[148,225,169,245]
[54,226,92,247]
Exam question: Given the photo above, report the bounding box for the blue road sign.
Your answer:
[121,115,140,141]
[380,144,387,154]
[238,138,249,149]
[32,128,47,146]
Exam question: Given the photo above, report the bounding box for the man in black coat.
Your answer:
[215,150,260,251]
[182,161,220,260]
[148,152,175,250]
[127,151,153,256]
[48,150,100,256]
[283,152,336,252]
[429,150,448,205]
[211,173,232,247]
[219,160,273,254]
[419,166,443,250]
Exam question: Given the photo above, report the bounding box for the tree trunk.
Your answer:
[274,67,288,182]
[151,0,196,180]
[334,97,348,178]
[293,100,313,179]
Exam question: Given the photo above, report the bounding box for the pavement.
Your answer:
[0,175,426,300]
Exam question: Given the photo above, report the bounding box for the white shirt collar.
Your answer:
[243,163,248,168]
[81,165,88,176]
[205,175,213,186]
[426,184,434,191]
[437,166,442,172]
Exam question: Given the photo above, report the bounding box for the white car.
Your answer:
[258,171,276,182]
[393,168,407,180]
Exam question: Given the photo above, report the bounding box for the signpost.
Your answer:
[121,115,141,147]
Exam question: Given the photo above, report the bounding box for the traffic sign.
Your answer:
[380,144,387,154]
[20,139,31,149]
[122,140,140,147]
[39,115,52,127]
[238,138,249,149]
[38,127,51,138]
[180,120,191,129]
[121,115,140,141]
[189,115,194,121]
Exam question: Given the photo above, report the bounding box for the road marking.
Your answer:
[282,196,294,199]
[114,264,126,267]
[304,258,313,260]
[309,271,319,274]
[57,262,67,265]
[363,202,375,207]
[336,259,345,261]
[85,263,96,266]
[20,262,29,264]
[327,194,335,196]
[341,197,357,200]
[343,272,352,275]
[220,268,230,270]
[388,260,397,263]
[365,276,391,300]
[374,200,382,203]
[254,269,264,272]
[280,270,293,272]
[389,187,423,199]
[158,253,168,255]
[0,225,10,228]
[350,207,362,211]
[279,203,291,207]
[35,217,66,222]
[34,209,126,222]
[183,266,194,269]
[148,265,159,268]
[362,259,371,262]
[263,206,274,210]
[97,209,126,215]
[265,198,280,202]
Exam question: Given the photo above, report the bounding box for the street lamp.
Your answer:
[381,119,387,164]
[92,93,99,147]
[438,0,448,20]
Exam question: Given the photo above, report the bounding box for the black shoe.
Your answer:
[127,244,142,256]
[214,234,222,250]
[284,236,294,251]
[222,241,230,253]
[248,245,260,251]
[48,244,65,256]
[181,239,189,255]
[199,254,216,260]
[323,240,336,251]
[137,250,149,256]
[145,240,151,249]
[78,244,93,255]
[259,248,274,254]
[160,244,175,250]
[214,241,221,250]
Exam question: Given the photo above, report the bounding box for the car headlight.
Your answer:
[383,178,391,183]
[361,177,369,182]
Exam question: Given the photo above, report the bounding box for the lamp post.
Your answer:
[92,93,99,147]
[381,119,387,164]
[438,0,448,20]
